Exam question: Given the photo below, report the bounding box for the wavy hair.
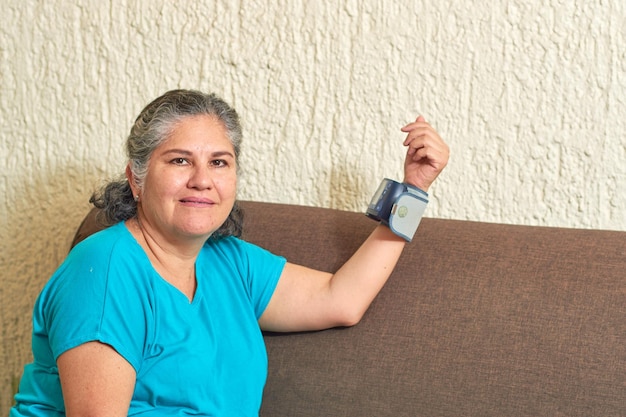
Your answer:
[90,89,244,241]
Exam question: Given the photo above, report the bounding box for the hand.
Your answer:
[401,115,449,191]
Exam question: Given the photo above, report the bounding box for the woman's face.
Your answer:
[129,115,238,243]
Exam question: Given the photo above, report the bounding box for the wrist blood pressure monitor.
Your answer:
[365,178,428,242]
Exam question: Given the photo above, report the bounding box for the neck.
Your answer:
[128,216,200,302]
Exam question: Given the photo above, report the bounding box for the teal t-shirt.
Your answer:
[11,222,286,416]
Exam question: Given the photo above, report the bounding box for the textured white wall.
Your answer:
[1,0,625,411]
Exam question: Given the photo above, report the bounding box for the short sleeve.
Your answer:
[202,237,286,319]
[36,226,151,371]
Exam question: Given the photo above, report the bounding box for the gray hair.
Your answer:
[90,89,244,240]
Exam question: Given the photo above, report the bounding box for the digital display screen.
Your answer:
[369,179,390,206]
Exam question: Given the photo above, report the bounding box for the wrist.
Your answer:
[403,182,428,196]
[402,178,430,193]
[365,178,429,242]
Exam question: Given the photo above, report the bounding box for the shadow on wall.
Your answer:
[328,165,370,212]
[0,163,100,413]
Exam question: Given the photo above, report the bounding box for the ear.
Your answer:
[125,164,139,199]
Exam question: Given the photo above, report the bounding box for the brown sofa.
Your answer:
[72,200,625,417]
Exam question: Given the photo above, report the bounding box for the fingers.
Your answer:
[400,115,426,132]
[405,139,449,170]
[401,115,450,191]
[401,116,446,156]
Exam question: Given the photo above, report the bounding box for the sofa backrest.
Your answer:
[72,200,626,417]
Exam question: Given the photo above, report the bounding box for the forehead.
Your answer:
[162,115,233,150]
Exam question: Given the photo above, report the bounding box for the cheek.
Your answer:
[145,173,186,198]
[215,175,238,198]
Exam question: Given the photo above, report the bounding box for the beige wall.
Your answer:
[1,0,625,411]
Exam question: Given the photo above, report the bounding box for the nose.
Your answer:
[188,165,215,189]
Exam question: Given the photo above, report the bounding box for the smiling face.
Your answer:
[127,115,238,245]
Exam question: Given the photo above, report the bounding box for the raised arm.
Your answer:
[259,116,449,332]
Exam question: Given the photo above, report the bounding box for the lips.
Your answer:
[180,197,215,206]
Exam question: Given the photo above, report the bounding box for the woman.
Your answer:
[11,89,449,416]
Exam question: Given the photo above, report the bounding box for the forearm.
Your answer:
[327,223,407,326]
[261,115,447,333]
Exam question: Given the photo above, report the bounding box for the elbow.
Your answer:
[340,316,362,328]
[335,307,366,328]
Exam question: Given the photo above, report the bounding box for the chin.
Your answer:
[174,220,216,237]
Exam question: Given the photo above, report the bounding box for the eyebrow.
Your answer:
[161,149,235,158]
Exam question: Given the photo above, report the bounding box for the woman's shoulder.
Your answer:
[41,222,150,312]
[65,222,140,269]
[201,236,286,273]
[71,222,131,251]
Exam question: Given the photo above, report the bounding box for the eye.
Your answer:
[171,157,189,165]
[211,159,228,168]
